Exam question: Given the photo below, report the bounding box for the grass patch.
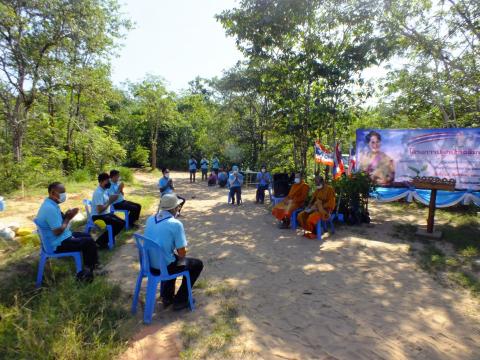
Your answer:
[419,245,446,272]
[391,223,417,240]
[448,271,480,296]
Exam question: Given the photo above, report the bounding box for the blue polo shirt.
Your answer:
[107,181,124,204]
[212,158,219,169]
[92,186,109,216]
[188,159,197,171]
[158,177,173,196]
[144,211,188,267]
[256,171,272,187]
[200,159,208,170]
[228,173,243,188]
[36,198,72,251]
[218,172,228,182]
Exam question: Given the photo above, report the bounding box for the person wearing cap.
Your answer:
[158,168,186,215]
[108,169,142,227]
[255,165,272,204]
[144,193,204,311]
[296,175,336,238]
[272,172,309,228]
[91,173,126,248]
[188,155,197,183]
[228,165,243,205]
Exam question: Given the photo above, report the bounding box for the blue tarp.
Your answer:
[370,188,480,208]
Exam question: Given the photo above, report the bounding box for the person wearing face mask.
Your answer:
[296,176,336,239]
[144,193,204,311]
[108,169,142,228]
[36,182,103,275]
[272,172,309,228]
[228,165,243,205]
[91,173,126,248]
[255,164,272,204]
[188,155,198,183]
[200,156,209,181]
[158,168,186,215]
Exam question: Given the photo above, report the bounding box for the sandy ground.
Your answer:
[107,171,480,360]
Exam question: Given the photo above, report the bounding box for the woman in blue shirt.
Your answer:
[228,165,243,205]
[188,156,197,183]
[256,164,272,204]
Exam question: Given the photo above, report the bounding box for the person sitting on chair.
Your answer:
[207,171,217,186]
[108,169,142,227]
[297,176,336,239]
[217,168,228,188]
[158,168,186,215]
[272,172,309,228]
[228,165,243,205]
[144,193,204,311]
[256,164,272,204]
[36,182,103,275]
[91,173,126,248]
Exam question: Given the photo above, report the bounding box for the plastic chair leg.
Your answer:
[36,254,47,288]
[185,273,195,311]
[73,253,83,273]
[107,225,114,250]
[144,277,159,324]
[131,273,144,314]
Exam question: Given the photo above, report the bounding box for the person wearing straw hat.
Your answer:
[144,193,204,311]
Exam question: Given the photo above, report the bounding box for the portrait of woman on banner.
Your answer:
[359,131,395,186]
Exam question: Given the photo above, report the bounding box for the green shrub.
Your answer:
[68,169,93,183]
[129,146,150,167]
[117,167,133,182]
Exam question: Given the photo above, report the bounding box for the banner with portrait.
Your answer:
[356,128,480,190]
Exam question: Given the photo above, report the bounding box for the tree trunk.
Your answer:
[151,141,157,169]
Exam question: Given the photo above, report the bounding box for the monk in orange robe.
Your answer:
[297,176,336,238]
[272,173,309,228]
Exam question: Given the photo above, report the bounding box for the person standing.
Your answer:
[256,164,272,204]
[91,173,125,248]
[158,168,186,215]
[144,193,204,311]
[211,156,220,175]
[108,169,142,227]
[200,156,209,181]
[228,165,243,205]
[188,156,197,183]
[36,182,102,275]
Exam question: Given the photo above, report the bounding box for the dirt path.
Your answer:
[113,171,480,360]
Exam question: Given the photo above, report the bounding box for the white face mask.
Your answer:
[58,192,67,203]
[233,170,238,175]
[294,178,300,184]
[164,173,169,179]
[316,185,324,190]
[261,169,266,173]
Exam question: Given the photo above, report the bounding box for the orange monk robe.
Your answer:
[297,185,336,232]
[272,182,309,221]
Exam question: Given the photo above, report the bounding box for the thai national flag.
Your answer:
[347,145,356,176]
[333,141,345,179]
[314,141,334,166]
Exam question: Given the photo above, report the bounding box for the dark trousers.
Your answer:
[113,200,141,226]
[55,232,98,269]
[151,256,203,303]
[218,179,227,188]
[256,185,269,203]
[189,170,196,183]
[92,214,125,248]
[201,169,208,181]
[213,168,219,175]
[229,186,242,204]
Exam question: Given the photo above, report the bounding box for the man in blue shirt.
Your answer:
[228,165,244,205]
[217,168,228,188]
[91,173,125,248]
[211,156,220,175]
[256,164,272,204]
[36,182,100,274]
[158,167,185,215]
[108,169,142,227]
[144,193,203,311]
[188,155,197,183]
[200,156,209,181]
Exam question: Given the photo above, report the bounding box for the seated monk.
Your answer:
[297,176,336,239]
[272,172,309,228]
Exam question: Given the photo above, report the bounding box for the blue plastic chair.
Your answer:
[132,233,195,324]
[109,204,130,230]
[33,219,82,288]
[291,208,336,240]
[83,199,115,249]
[271,195,286,206]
